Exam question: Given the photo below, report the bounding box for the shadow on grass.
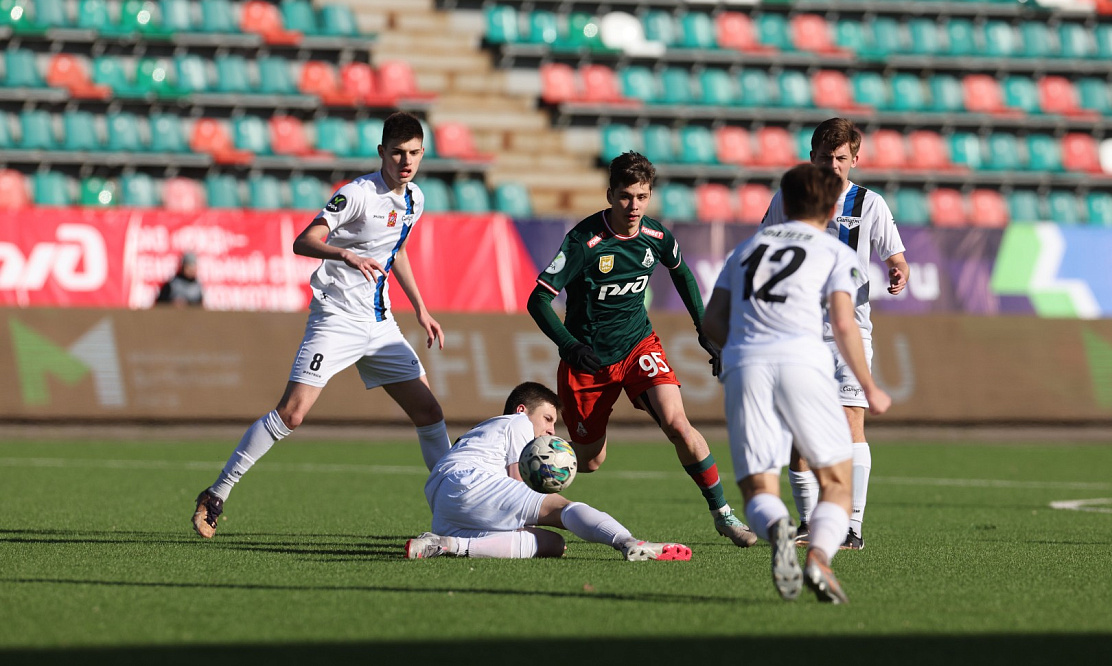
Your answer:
[1,635,1109,666]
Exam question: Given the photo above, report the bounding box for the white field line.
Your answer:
[1049,498,1112,514]
[1,457,1110,492]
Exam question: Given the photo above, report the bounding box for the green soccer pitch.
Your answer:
[1,436,1110,666]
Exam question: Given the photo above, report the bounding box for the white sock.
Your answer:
[209,410,291,500]
[450,531,538,559]
[789,470,819,524]
[809,501,850,562]
[415,420,450,470]
[744,493,790,542]
[850,442,871,536]
[560,502,632,548]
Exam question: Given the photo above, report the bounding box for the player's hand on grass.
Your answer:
[342,250,385,282]
[697,332,722,378]
[562,342,602,374]
[865,386,892,416]
[887,266,907,295]
[417,311,445,350]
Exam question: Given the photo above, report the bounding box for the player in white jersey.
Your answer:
[759,118,910,550]
[191,112,451,538]
[405,383,692,561]
[704,164,891,603]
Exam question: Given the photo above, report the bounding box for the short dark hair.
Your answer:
[503,382,561,415]
[811,118,862,157]
[608,151,656,191]
[780,164,844,221]
[381,112,424,149]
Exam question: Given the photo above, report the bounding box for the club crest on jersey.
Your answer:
[642,228,663,239]
[387,210,398,227]
[599,255,614,273]
[325,194,347,212]
[641,249,654,268]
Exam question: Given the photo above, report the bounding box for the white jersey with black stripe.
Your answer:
[759,180,904,336]
[308,172,425,322]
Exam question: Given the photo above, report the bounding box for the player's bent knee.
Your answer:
[277,409,305,431]
[534,529,566,558]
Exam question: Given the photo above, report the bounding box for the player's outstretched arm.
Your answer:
[293,218,385,282]
[829,291,891,415]
[527,285,601,372]
[885,252,910,295]
[392,247,444,350]
[702,288,730,350]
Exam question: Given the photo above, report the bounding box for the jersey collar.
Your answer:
[601,210,641,240]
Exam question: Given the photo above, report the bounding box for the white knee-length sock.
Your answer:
[451,531,538,559]
[744,493,790,542]
[415,420,450,470]
[560,502,632,548]
[850,442,871,536]
[789,470,819,524]
[209,410,292,500]
[809,501,850,562]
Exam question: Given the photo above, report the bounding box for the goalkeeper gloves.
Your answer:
[697,331,722,378]
[562,342,602,373]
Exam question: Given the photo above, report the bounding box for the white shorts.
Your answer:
[288,309,424,389]
[826,334,873,408]
[723,362,853,481]
[425,467,546,538]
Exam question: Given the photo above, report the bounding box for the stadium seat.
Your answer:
[715,12,772,53]
[5,49,46,88]
[1059,22,1095,59]
[642,10,678,46]
[715,126,752,165]
[0,170,30,210]
[435,122,490,161]
[795,127,814,161]
[1077,78,1111,114]
[968,189,1009,228]
[928,74,965,113]
[1019,22,1056,59]
[778,70,812,108]
[1096,24,1112,59]
[494,182,533,218]
[20,109,57,150]
[753,126,796,166]
[258,57,297,95]
[1038,76,1092,117]
[791,14,843,54]
[248,174,285,210]
[420,118,438,158]
[677,126,716,164]
[944,18,977,56]
[1062,133,1102,173]
[0,112,12,149]
[162,177,206,212]
[319,4,358,37]
[33,171,72,206]
[963,75,1012,115]
[176,55,210,94]
[1087,192,1112,227]
[659,68,694,106]
[416,178,452,212]
[120,0,170,37]
[866,130,907,170]
[834,19,866,53]
[240,0,301,44]
[91,56,137,96]
[453,179,491,213]
[77,0,122,34]
[234,116,271,155]
[31,0,69,28]
[678,12,716,50]
[354,118,385,157]
[46,54,111,99]
[281,0,318,36]
[600,125,637,162]
[106,112,145,153]
[80,176,117,207]
[290,175,326,210]
[1047,190,1082,224]
[755,13,793,51]
[865,17,903,57]
[214,55,252,94]
[191,118,253,164]
[1101,138,1112,175]
[271,116,327,158]
[889,73,927,112]
[908,131,953,171]
[694,184,734,223]
[984,133,1023,171]
[641,125,675,164]
[1007,190,1041,223]
[927,188,967,227]
[524,9,560,46]
[1027,134,1063,173]
[120,172,160,207]
[161,0,193,32]
[299,61,359,106]
[134,58,183,98]
[906,18,941,56]
[981,20,1019,58]
[1002,76,1040,115]
[149,113,187,153]
[698,69,735,106]
[737,69,772,107]
[655,183,696,223]
[205,173,241,208]
[893,189,930,226]
[377,60,434,101]
[811,70,856,111]
[540,63,578,104]
[579,65,631,105]
[851,72,888,109]
[620,66,658,104]
[736,184,773,224]
[485,5,519,44]
[316,117,354,157]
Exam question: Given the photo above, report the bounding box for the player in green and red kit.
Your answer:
[527,152,757,548]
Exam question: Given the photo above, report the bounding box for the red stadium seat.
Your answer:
[927,188,968,227]
[240,0,302,45]
[579,65,638,106]
[791,15,846,55]
[715,126,753,165]
[1038,76,1097,118]
[163,177,207,212]
[963,74,1020,116]
[190,118,253,165]
[695,184,735,222]
[46,54,111,100]
[339,62,397,107]
[434,122,492,161]
[969,189,1009,228]
[270,116,331,159]
[376,60,436,101]
[1061,133,1103,172]
[540,63,579,104]
[0,170,30,210]
[865,130,907,170]
[715,12,773,53]
[299,61,359,106]
[737,183,773,224]
[812,70,861,111]
[907,130,957,171]
[753,127,796,166]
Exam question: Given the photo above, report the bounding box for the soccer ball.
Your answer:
[518,435,577,494]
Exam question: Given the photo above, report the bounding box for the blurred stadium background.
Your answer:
[2,0,1111,426]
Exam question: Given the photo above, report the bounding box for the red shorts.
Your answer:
[557,332,680,444]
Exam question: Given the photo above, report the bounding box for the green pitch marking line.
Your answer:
[1049,498,1112,514]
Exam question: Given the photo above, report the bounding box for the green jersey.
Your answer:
[529,211,704,366]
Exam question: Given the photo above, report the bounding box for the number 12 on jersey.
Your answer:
[741,244,806,303]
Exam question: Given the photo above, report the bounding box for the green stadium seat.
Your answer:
[893,189,930,226]
[795,127,815,161]
[135,58,183,97]
[601,125,637,162]
[1002,76,1040,114]
[641,125,675,164]
[949,132,984,170]
[524,9,560,45]
[33,171,72,206]
[642,10,678,46]
[5,49,45,88]
[659,68,693,105]
[289,174,325,210]
[1077,78,1111,114]
[834,19,867,53]
[929,74,965,113]
[91,56,136,96]
[453,179,491,213]
[258,57,296,95]
[655,183,695,223]
[888,73,927,112]
[233,116,271,154]
[0,111,12,149]
[120,0,170,37]
[1008,190,1041,223]
[1026,134,1062,172]
[777,70,811,107]
[981,20,1019,58]
[1096,24,1112,59]
[77,0,122,33]
[161,0,193,32]
[851,72,888,109]
[419,119,436,158]
[106,112,145,152]
[485,5,518,43]
[677,126,716,164]
[319,4,359,37]
[34,0,68,27]
[416,178,451,212]
[20,109,57,150]
[149,113,187,152]
[906,18,940,56]
[80,176,117,206]
[248,174,284,210]
[176,55,209,93]
[213,55,252,94]
[316,117,354,157]
[1087,192,1112,226]
[1058,23,1093,59]
[1019,22,1055,59]
[1047,190,1082,224]
[354,118,385,157]
[679,12,716,49]
[205,174,241,208]
[698,69,735,105]
[620,66,658,103]
[756,13,793,51]
[200,0,237,33]
[494,182,533,218]
[944,18,977,56]
[737,69,771,107]
[985,133,1023,171]
[865,17,903,57]
[281,0,318,35]
[120,172,159,207]
[565,12,609,51]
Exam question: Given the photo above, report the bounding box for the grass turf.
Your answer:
[1,437,1110,665]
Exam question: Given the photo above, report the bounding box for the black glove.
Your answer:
[697,331,722,378]
[562,342,602,373]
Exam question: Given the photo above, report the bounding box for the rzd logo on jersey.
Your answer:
[0,224,108,292]
[598,255,614,273]
[597,275,649,300]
